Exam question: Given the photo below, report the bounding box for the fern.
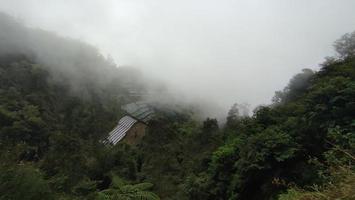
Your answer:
[97,180,159,200]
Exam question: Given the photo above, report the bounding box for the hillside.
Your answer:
[0,13,354,200]
[0,14,158,200]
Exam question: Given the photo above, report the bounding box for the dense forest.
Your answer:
[0,14,354,200]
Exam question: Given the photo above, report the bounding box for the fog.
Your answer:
[1,0,355,115]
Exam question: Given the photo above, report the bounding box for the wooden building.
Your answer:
[106,102,154,145]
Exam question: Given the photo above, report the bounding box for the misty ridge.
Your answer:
[0,12,136,94]
[0,11,353,121]
[0,11,350,120]
[0,12,226,120]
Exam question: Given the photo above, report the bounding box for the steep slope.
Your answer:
[183,33,355,200]
[0,14,159,200]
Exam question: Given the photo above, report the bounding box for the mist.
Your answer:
[1,0,355,117]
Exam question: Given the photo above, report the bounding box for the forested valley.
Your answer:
[0,14,354,200]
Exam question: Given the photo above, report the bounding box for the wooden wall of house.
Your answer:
[122,122,147,145]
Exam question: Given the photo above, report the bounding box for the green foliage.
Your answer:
[183,32,355,200]
[97,175,159,200]
[135,115,221,199]
[278,189,303,200]
[0,39,156,199]
[273,68,314,104]
[1,15,354,200]
[0,165,52,200]
[277,167,355,200]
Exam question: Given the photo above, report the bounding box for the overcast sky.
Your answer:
[1,0,355,113]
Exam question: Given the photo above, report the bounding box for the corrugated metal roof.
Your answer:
[105,102,155,145]
[107,115,137,145]
[121,101,154,123]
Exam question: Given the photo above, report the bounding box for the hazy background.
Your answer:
[1,0,355,114]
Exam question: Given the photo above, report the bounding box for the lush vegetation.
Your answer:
[0,14,354,200]
[0,53,154,199]
[0,14,157,199]
[177,32,355,200]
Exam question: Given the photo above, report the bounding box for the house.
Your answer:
[106,102,154,145]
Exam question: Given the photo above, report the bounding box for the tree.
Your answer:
[334,31,355,59]
[226,103,250,129]
[272,69,314,104]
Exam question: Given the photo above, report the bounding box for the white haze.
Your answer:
[1,0,355,116]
